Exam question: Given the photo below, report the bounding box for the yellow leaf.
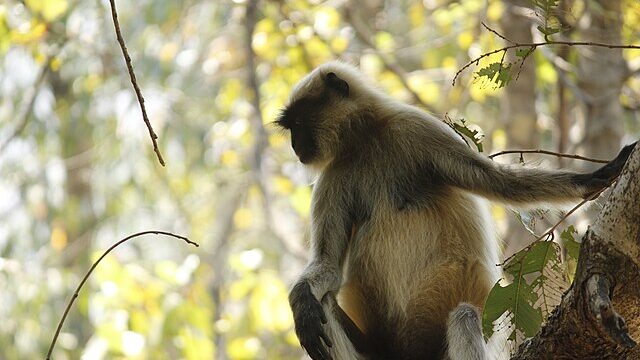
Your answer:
[26,0,68,21]
[50,223,67,250]
[457,31,474,50]
[50,57,61,71]
[290,186,311,217]
[313,7,340,36]
[228,337,261,360]
[250,273,293,332]
[273,176,294,194]
[374,32,395,52]
[330,36,349,53]
[487,0,504,22]
[407,75,439,105]
[492,128,507,150]
[233,208,253,229]
[409,3,425,27]
[220,150,239,166]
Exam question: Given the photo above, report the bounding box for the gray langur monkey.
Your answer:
[275,61,635,360]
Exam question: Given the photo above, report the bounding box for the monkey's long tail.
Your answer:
[446,303,488,360]
[322,296,368,360]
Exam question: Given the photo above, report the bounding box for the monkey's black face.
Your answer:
[275,97,325,164]
[276,71,351,165]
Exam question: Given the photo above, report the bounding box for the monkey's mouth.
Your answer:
[297,153,313,164]
[294,146,316,164]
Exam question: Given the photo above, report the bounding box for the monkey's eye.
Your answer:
[274,111,292,130]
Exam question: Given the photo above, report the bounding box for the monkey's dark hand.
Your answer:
[289,281,333,360]
[576,141,637,199]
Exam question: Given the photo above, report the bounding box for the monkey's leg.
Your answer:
[403,260,492,360]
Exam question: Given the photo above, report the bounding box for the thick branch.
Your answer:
[587,274,636,348]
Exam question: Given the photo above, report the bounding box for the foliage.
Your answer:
[483,241,569,343]
[0,0,638,358]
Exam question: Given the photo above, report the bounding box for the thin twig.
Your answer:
[108,0,165,166]
[499,185,608,267]
[482,22,515,44]
[489,149,609,164]
[0,51,57,152]
[46,230,196,359]
[453,40,640,86]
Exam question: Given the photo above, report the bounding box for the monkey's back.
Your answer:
[330,114,501,358]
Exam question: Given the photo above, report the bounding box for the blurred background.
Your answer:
[0,0,639,358]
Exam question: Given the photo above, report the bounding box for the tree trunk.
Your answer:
[499,0,540,258]
[512,145,640,359]
[576,0,626,169]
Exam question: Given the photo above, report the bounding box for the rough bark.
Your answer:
[499,0,540,258]
[512,144,640,359]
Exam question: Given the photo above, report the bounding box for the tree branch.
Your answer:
[489,149,609,163]
[46,230,196,359]
[0,36,68,153]
[453,38,640,86]
[108,0,165,166]
[512,144,640,359]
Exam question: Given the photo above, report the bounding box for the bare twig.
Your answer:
[489,149,609,164]
[108,0,165,166]
[0,31,70,152]
[499,184,608,267]
[482,21,515,44]
[0,57,52,153]
[453,40,640,86]
[46,230,196,359]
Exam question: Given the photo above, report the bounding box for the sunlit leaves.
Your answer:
[290,186,311,217]
[475,61,512,89]
[561,225,580,261]
[532,0,562,38]
[25,0,68,21]
[483,241,569,347]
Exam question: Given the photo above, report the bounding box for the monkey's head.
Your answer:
[275,62,373,168]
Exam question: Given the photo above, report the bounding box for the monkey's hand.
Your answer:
[576,141,637,199]
[289,281,333,360]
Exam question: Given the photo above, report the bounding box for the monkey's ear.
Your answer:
[325,72,349,97]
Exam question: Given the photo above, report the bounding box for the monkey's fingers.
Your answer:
[303,341,332,360]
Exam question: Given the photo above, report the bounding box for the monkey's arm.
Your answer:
[289,175,353,360]
[425,123,636,204]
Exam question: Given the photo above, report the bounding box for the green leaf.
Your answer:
[444,116,485,152]
[560,225,580,261]
[475,62,512,88]
[482,277,542,339]
[536,25,561,36]
[483,241,568,342]
[452,123,484,152]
